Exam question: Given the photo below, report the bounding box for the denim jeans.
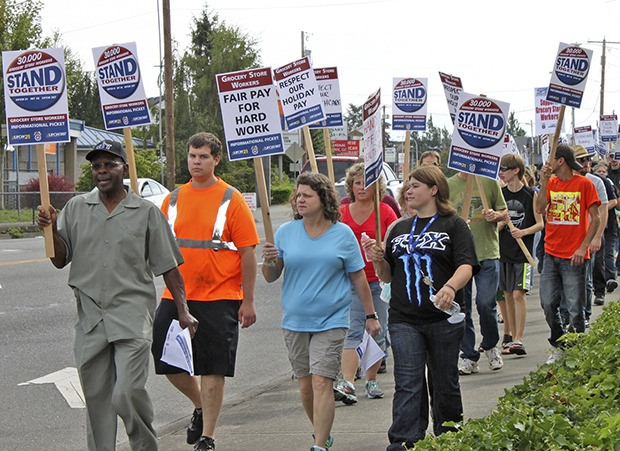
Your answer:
[345,281,389,354]
[387,320,464,450]
[540,254,586,347]
[460,259,500,361]
[604,230,617,281]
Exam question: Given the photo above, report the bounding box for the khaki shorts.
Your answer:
[282,328,347,380]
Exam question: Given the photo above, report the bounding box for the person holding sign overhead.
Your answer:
[364,166,478,449]
[262,172,380,451]
[151,132,259,451]
[335,162,397,403]
[36,140,197,451]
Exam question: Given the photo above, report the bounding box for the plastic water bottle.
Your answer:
[361,232,371,262]
[430,294,465,324]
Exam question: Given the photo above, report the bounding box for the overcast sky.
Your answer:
[40,0,620,138]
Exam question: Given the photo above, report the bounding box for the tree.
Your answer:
[344,103,363,136]
[0,0,44,205]
[507,111,526,137]
[173,8,261,185]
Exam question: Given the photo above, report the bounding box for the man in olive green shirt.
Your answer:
[448,172,508,375]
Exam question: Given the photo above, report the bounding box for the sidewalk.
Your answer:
[142,273,608,451]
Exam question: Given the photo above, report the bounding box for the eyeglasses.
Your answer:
[421,161,439,167]
[499,166,515,172]
[577,157,591,163]
[90,161,125,171]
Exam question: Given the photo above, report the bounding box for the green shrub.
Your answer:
[7,226,24,238]
[415,301,620,450]
[271,182,293,205]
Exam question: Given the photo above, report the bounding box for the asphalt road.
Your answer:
[0,235,291,450]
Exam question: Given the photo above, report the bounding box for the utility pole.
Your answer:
[163,0,175,190]
[588,37,620,116]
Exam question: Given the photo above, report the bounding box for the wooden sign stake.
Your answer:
[323,128,335,184]
[36,144,54,258]
[253,157,274,243]
[123,128,139,194]
[302,126,318,173]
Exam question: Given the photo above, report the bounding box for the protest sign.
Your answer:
[332,140,360,157]
[546,43,593,109]
[356,331,384,377]
[273,56,325,131]
[535,87,564,136]
[438,72,463,124]
[392,77,428,131]
[2,48,70,146]
[363,88,384,244]
[502,133,519,156]
[309,67,343,128]
[217,67,284,243]
[92,43,152,130]
[363,89,383,188]
[599,115,618,143]
[574,125,596,153]
[2,47,71,258]
[448,92,510,180]
[217,67,284,161]
[541,134,551,164]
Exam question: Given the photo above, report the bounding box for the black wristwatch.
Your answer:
[366,312,379,320]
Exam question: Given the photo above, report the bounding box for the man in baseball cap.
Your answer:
[536,143,601,365]
[85,139,127,162]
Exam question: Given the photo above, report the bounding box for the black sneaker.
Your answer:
[606,279,618,293]
[187,408,203,445]
[194,436,215,451]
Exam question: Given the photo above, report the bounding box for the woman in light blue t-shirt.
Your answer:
[262,172,380,451]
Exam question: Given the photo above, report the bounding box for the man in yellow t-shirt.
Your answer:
[151,132,259,451]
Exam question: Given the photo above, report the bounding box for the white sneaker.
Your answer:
[484,347,504,370]
[545,347,564,365]
[458,357,479,375]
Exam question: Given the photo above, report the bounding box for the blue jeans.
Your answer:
[387,320,464,450]
[540,254,586,347]
[345,281,389,354]
[604,230,617,281]
[460,259,500,361]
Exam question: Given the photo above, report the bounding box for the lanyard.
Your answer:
[408,213,438,254]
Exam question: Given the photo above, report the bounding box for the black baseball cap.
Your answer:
[85,140,127,163]
[555,144,582,171]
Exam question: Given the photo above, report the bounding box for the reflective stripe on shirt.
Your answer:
[167,186,238,251]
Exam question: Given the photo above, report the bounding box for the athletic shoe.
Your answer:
[312,434,334,449]
[187,408,203,445]
[458,357,479,375]
[194,436,215,451]
[594,295,605,306]
[484,347,504,370]
[365,380,385,398]
[545,347,564,365]
[333,378,357,405]
[606,279,618,293]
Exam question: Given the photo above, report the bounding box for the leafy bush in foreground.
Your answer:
[415,301,620,450]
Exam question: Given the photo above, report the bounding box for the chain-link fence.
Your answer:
[0,191,85,223]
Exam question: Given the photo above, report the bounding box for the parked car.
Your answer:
[300,156,403,200]
[92,178,170,208]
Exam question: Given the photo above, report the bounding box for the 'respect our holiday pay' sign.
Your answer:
[546,43,593,109]
[2,48,70,145]
[309,67,343,129]
[363,89,383,189]
[92,42,152,130]
[438,72,463,125]
[217,67,284,161]
[273,56,325,131]
[392,77,428,131]
[448,92,510,180]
